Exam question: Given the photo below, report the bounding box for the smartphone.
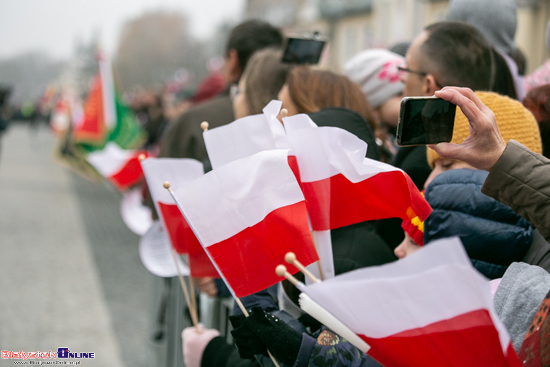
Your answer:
[281,36,326,65]
[396,97,457,146]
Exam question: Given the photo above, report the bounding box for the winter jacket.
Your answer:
[494,262,550,351]
[424,168,534,279]
[482,139,550,242]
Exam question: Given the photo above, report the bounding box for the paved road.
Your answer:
[0,123,152,366]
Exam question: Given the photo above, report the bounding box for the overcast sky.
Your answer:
[0,0,246,60]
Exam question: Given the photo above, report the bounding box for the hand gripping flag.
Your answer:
[169,149,319,298]
[283,113,432,231]
[299,237,521,367]
[140,157,219,278]
[86,142,147,191]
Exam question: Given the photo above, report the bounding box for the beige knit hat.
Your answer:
[427,91,542,168]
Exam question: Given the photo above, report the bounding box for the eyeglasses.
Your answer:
[397,66,428,78]
[397,66,445,89]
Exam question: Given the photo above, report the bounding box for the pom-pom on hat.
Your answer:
[427,91,542,168]
[343,49,404,109]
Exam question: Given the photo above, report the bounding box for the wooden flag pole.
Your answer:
[200,121,209,132]
[275,264,303,287]
[279,108,288,119]
[164,182,199,332]
[163,179,278,366]
[309,233,326,281]
[170,248,199,332]
[284,252,320,283]
[189,277,198,322]
[138,153,147,161]
[234,297,281,367]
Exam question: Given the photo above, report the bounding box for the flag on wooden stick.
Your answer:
[86,142,147,191]
[300,237,521,367]
[140,157,219,278]
[284,114,432,231]
[170,149,319,298]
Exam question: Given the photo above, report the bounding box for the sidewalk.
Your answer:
[0,124,150,366]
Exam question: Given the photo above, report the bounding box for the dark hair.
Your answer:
[420,21,496,92]
[242,48,293,115]
[225,20,284,73]
[491,48,517,100]
[523,84,550,158]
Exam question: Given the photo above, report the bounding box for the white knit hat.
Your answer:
[343,49,404,109]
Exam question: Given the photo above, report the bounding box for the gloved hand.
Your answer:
[230,307,302,366]
[229,313,268,359]
[182,323,220,367]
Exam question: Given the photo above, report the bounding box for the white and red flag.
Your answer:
[300,237,521,367]
[86,142,147,191]
[140,157,219,278]
[170,149,319,298]
[283,114,432,231]
[203,100,287,170]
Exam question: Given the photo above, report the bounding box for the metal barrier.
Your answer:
[149,276,234,367]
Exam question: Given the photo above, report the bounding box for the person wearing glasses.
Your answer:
[399,21,516,100]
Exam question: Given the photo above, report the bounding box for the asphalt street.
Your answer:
[0,123,152,366]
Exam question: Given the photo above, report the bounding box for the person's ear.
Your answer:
[425,74,440,95]
[224,49,242,85]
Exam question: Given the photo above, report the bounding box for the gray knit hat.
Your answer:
[446,0,517,54]
[343,49,404,109]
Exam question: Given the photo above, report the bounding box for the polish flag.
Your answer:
[284,114,432,231]
[86,142,147,191]
[203,100,287,170]
[300,237,520,367]
[170,149,319,298]
[140,157,219,278]
[73,52,116,146]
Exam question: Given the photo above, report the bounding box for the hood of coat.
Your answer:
[424,168,533,279]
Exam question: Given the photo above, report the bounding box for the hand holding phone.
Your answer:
[396,97,457,146]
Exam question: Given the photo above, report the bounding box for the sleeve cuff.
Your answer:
[292,333,316,367]
[200,336,234,367]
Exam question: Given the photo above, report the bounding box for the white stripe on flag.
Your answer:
[98,52,117,129]
[87,142,135,177]
[141,157,204,205]
[284,114,401,183]
[303,237,510,352]
[203,100,282,170]
[171,149,304,247]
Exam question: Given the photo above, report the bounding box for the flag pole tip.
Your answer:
[200,121,209,132]
[138,154,146,161]
[284,252,296,264]
[280,108,288,118]
[275,264,287,277]
[163,182,171,189]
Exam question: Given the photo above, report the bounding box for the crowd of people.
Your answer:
[122,1,550,366]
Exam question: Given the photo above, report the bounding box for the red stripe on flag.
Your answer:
[206,201,318,297]
[74,75,106,144]
[158,203,219,278]
[361,309,520,367]
[301,170,432,231]
[109,155,145,191]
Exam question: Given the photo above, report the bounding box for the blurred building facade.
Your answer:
[244,0,550,73]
